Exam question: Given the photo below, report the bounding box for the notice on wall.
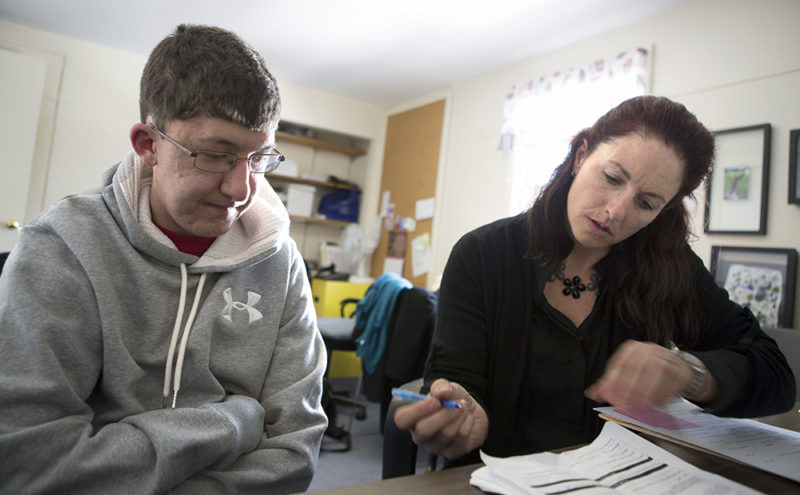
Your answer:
[380,190,391,217]
[411,233,432,278]
[415,197,435,221]
[383,256,404,276]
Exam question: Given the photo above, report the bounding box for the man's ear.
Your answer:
[130,123,158,166]
[573,138,589,175]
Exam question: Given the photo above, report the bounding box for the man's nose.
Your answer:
[220,159,251,202]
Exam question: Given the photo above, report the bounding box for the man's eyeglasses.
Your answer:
[146,123,285,174]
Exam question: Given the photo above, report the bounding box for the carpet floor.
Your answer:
[307,381,431,492]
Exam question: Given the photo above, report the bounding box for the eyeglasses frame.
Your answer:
[145,123,285,174]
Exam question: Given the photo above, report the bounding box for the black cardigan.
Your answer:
[425,215,795,460]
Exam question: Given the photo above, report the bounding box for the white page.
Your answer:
[415,197,435,220]
[411,233,432,277]
[595,399,800,483]
[470,421,761,494]
[382,256,404,276]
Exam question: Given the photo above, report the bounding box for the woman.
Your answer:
[394,96,796,463]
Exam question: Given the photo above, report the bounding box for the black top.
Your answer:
[425,215,796,459]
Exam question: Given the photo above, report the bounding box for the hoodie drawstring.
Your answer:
[162,263,207,408]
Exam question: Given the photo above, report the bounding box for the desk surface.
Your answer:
[308,403,800,494]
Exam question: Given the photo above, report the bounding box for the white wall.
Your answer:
[416,0,800,327]
[0,19,387,237]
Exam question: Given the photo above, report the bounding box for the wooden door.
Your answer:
[370,100,445,287]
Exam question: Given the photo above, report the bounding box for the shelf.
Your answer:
[265,173,360,192]
[289,215,354,227]
[276,131,366,157]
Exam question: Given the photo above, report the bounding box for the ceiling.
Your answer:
[0,0,688,107]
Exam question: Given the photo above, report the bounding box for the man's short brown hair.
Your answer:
[140,24,280,132]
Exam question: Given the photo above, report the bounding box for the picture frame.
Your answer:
[704,124,771,234]
[710,245,797,328]
[789,128,800,204]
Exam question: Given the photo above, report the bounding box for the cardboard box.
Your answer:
[286,184,316,217]
[269,158,299,177]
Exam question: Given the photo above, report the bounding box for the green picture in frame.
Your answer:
[723,165,750,201]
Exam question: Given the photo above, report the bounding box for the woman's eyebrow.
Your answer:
[611,161,667,203]
[610,161,631,180]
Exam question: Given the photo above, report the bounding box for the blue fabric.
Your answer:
[354,273,412,374]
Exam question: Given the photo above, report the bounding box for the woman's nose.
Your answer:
[606,194,633,222]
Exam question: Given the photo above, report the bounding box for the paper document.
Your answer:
[411,233,432,277]
[470,421,760,494]
[596,399,800,483]
[415,197,435,220]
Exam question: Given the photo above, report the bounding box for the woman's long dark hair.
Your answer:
[527,96,715,346]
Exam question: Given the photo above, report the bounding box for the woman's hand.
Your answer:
[393,378,489,459]
[585,340,718,408]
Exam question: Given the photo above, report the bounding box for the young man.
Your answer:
[0,25,327,493]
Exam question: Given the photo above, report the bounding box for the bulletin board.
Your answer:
[369,99,445,288]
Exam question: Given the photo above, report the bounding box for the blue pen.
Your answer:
[391,388,460,409]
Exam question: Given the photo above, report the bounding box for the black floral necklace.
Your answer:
[548,264,600,299]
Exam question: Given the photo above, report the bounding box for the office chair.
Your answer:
[382,378,439,479]
[318,298,368,452]
[360,286,437,433]
[763,326,800,399]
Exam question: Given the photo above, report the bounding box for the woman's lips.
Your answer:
[589,218,612,237]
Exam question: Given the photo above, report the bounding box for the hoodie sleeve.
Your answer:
[174,244,328,494]
[0,227,326,494]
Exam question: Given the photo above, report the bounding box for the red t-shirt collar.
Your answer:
[153,221,216,257]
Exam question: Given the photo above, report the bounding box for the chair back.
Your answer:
[764,327,800,398]
[382,378,429,478]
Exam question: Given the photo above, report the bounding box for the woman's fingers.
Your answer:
[586,340,693,408]
[393,378,489,458]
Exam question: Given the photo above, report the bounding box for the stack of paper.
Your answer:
[470,421,759,494]
[595,399,800,483]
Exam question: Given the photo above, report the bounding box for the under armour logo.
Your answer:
[222,288,263,324]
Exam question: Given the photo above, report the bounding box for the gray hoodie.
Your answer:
[0,152,328,494]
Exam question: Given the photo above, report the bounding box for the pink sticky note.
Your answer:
[615,407,701,430]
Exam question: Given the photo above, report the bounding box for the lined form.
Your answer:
[470,421,759,494]
[596,399,800,483]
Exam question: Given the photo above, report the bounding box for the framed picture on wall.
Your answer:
[789,128,800,204]
[710,245,797,328]
[704,124,771,234]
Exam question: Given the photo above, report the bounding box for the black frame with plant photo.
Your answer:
[704,124,771,234]
[710,245,797,328]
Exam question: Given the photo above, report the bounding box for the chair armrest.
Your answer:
[339,298,361,318]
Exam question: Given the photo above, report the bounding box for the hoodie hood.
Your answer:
[104,151,291,272]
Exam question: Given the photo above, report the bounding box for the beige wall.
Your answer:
[410,0,800,326]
